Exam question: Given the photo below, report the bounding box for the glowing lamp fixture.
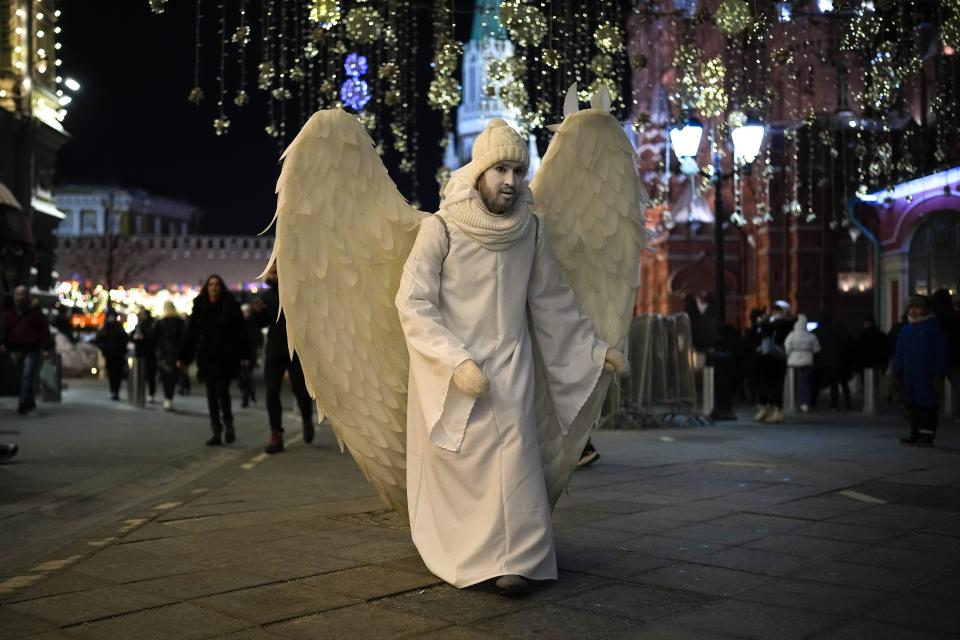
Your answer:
[669,116,704,159]
[64,77,80,91]
[731,118,765,164]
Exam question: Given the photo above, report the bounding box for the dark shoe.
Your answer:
[224,427,236,444]
[17,402,27,415]
[241,399,249,408]
[303,420,315,444]
[206,433,223,446]
[265,432,284,454]
[577,441,599,468]
[495,575,530,597]
[110,394,120,401]
[0,443,18,462]
[916,438,935,448]
[900,436,918,446]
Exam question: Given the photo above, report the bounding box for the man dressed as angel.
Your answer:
[395,117,629,595]
[266,85,645,598]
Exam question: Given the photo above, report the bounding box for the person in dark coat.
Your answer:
[893,295,951,446]
[178,275,251,446]
[95,309,129,401]
[1,285,55,414]
[252,264,314,454]
[813,309,851,411]
[930,289,960,421]
[154,301,186,411]
[239,303,263,408]
[132,308,158,403]
[753,301,792,423]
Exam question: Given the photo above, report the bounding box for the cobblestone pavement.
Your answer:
[1,382,958,639]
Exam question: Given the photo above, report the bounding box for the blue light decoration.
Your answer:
[340,52,371,111]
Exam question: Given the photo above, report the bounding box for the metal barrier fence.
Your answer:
[600,313,707,429]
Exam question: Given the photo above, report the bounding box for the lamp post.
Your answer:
[670,114,765,419]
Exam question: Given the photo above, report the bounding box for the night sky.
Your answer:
[55,1,475,235]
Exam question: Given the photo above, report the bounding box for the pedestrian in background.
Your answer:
[893,295,950,446]
[178,275,250,446]
[930,289,960,422]
[0,285,54,414]
[154,301,185,411]
[95,309,128,401]
[239,302,263,408]
[813,310,852,411]
[253,264,314,454]
[132,308,158,403]
[754,301,792,423]
[785,313,820,412]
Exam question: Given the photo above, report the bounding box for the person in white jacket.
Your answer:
[785,314,821,412]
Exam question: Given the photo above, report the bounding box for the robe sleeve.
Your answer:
[527,218,609,435]
[395,215,477,452]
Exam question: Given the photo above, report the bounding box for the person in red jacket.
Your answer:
[1,285,54,414]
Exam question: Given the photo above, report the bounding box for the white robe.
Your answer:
[395,211,608,588]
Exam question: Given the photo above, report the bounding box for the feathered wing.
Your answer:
[263,109,427,516]
[530,96,649,508]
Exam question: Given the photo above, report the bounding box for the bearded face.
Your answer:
[477,161,526,214]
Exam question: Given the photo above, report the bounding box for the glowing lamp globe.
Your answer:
[669,117,704,159]
[731,118,765,164]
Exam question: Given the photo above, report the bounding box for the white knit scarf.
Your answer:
[439,168,534,251]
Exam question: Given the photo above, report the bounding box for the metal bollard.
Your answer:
[128,356,146,407]
[783,367,796,414]
[863,368,877,415]
[702,365,714,417]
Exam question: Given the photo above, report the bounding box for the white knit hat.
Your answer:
[465,118,529,182]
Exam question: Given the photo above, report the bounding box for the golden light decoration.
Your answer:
[187,86,204,105]
[427,76,460,112]
[212,117,231,136]
[630,54,648,70]
[231,25,250,45]
[148,0,166,14]
[500,2,547,48]
[841,6,880,52]
[344,6,381,44]
[257,62,275,90]
[543,48,559,69]
[699,56,727,118]
[944,2,960,49]
[309,0,340,30]
[378,62,398,81]
[434,40,463,74]
[772,47,794,66]
[234,90,249,106]
[714,0,750,36]
[579,79,619,104]
[590,54,614,78]
[726,110,747,130]
[594,20,623,54]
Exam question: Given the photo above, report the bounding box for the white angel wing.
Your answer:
[530,88,649,507]
[263,109,427,516]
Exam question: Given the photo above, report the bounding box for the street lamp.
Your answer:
[670,113,766,421]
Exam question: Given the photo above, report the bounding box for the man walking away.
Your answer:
[95,310,129,401]
[253,265,314,454]
[132,308,158,403]
[1,285,54,414]
[154,301,186,411]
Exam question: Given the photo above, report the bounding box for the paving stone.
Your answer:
[128,568,277,600]
[195,582,358,624]
[883,532,960,556]
[120,522,191,543]
[70,545,203,583]
[657,598,839,640]
[554,526,639,548]
[413,626,506,640]
[790,561,936,592]
[557,543,630,572]
[698,546,815,577]
[584,513,690,535]
[205,629,286,640]
[297,565,440,600]
[809,620,956,640]
[472,602,639,639]
[558,582,709,623]
[583,552,673,580]
[380,584,532,624]
[914,573,960,600]
[630,505,729,524]
[658,522,766,546]
[556,499,659,515]
[0,608,55,639]
[266,601,448,639]
[829,506,956,530]
[738,578,885,614]
[378,554,432,575]
[842,545,960,573]
[328,540,420,564]
[550,508,619,530]
[709,513,811,533]
[793,521,905,544]
[921,514,960,538]
[742,534,864,561]
[610,621,744,640]
[3,570,115,603]
[894,486,960,511]
[863,593,960,635]
[751,503,853,521]
[65,602,249,640]
[633,563,772,597]
[191,546,364,580]
[523,571,611,602]
[7,584,172,627]
[623,535,727,562]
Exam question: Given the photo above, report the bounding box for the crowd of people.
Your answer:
[686,289,959,446]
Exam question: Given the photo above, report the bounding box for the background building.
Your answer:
[0,0,71,294]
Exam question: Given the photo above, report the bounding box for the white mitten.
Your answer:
[453,359,490,398]
[603,349,629,376]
